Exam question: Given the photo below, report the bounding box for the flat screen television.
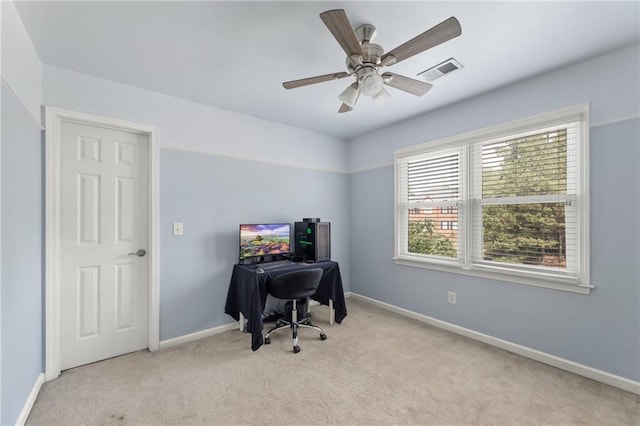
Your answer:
[239,223,291,261]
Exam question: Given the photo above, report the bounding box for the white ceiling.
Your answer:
[14,1,640,140]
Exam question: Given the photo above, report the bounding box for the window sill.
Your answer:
[393,257,593,295]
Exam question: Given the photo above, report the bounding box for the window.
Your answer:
[440,220,457,230]
[394,105,590,293]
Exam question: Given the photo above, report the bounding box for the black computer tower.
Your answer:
[294,221,331,262]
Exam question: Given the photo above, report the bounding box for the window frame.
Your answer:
[393,104,591,294]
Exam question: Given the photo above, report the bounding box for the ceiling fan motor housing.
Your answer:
[362,43,384,65]
[355,24,377,44]
[346,42,384,71]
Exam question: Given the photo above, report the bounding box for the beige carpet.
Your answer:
[28,298,639,425]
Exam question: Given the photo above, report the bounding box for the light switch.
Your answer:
[173,222,184,236]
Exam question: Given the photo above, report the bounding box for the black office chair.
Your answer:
[264,268,327,353]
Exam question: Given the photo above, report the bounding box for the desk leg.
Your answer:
[329,299,334,325]
[239,313,245,332]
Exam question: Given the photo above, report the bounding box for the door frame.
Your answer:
[44,107,159,381]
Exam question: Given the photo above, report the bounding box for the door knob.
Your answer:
[128,249,146,257]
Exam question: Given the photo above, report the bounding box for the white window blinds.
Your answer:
[394,105,589,292]
[406,152,460,202]
[470,123,580,278]
[396,148,462,261]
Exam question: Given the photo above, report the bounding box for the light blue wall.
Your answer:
[350,119,640,380]
[0,1,41,122]
[1,1,44,423]
[42,66,351,344]
[349,45,640,172]
[0,86,43,425]
[42,65,348,173]
[348,45,640,381]
[159,149,350,340]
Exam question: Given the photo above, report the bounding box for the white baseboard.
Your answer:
[158,323,239,350]
[16,372,45,426]
[160,294,354,350]
[349,293,640,395]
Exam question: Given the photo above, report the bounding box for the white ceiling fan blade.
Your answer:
[283,72,349,89]
[382,72,433,96]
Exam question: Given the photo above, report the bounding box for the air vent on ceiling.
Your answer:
[418,58,464,83]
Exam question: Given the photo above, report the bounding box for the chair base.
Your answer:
[264,300,326,353]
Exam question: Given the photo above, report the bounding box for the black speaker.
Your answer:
[294,221,331,262]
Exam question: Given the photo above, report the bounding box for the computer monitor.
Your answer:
[239,223,291,262]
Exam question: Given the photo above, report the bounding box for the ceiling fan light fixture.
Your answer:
[360,70,384,97]
[338,82,360,108]
[372,87,391,105]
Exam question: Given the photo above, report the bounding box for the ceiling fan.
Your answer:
[282,9,462,113]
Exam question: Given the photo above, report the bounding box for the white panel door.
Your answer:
[60,121,149,370]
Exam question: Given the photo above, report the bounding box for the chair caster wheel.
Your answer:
[293,345,301,353]
[320,333,327,341]
[264,337,271,344]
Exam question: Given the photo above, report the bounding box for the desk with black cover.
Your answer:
[224,260,347,351]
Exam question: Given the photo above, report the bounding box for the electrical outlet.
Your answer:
[173,222,184,236]
[448,291,457,305]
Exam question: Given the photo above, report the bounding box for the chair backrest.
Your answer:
[268,268,324,300]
